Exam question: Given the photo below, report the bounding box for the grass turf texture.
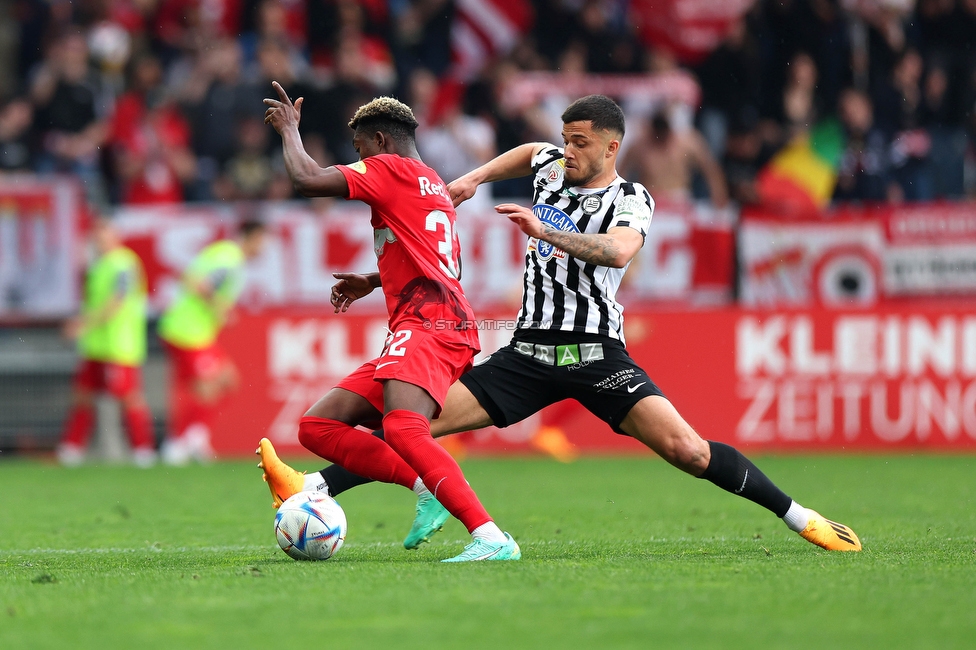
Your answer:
[1,456,974,649]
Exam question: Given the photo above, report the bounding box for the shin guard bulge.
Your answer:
[382,409,492,533]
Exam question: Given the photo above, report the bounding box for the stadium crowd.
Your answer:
[0,0,973,210]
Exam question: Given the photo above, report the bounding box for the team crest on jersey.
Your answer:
[531,204,579,262]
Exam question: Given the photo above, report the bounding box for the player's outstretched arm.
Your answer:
[448,142,548,207]
[497,203,643,268]
[330,272,381,313]
[264,81,349,198]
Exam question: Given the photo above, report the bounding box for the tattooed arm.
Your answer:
[496,203,643,268]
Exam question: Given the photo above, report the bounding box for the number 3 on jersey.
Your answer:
[426,210,461,280]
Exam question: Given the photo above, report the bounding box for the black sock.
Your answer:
[317,429,382,497]
[698,441,792,518]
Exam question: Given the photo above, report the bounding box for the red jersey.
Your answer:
[337,154,480,350]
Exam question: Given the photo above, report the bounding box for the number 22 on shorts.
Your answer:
[382,330,412,358]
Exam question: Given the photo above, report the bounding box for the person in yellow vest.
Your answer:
[57,217,156,467]
[158,220,267,464]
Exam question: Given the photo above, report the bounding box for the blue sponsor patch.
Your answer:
[532,204,579,262]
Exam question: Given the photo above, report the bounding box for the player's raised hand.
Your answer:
[263,81,303,134]
[447,174,479,208]
[496,203,544,239]
[330,272,376,313]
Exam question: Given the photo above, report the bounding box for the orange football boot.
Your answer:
[255,438,305,508]
[799,510,862,551]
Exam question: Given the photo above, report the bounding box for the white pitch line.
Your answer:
[0,540,461,556]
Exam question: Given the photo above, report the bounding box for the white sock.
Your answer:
[303,472,330,495]
[412,478,432,499]
[471,521,506,543]
[782,501,810,533]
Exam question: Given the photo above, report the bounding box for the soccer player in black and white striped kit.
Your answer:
[258,95,861,553]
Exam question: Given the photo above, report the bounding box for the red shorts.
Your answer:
[74,359,142,397]
[163,341,227,384]
[336,327,476,416]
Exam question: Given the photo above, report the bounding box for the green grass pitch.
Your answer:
[1,454,974,649]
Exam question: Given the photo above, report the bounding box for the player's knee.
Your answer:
[671,437,709,476]
[297,422,315,451]
[653,431,708,475]
[298,418,338,454]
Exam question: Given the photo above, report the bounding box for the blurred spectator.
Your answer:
[239,0,308,71]
[622,111,728,207]
[529,0,576,69]
[779,52,821,139]
[175,38,262,197]
[155,0,246,60]
[723,108,774,206]
[212,116,293,200]
[249,36,328,168]
[572,0,638,74]
[0,96,34,171]
[309,1,395,92]
[922,57,968,198]
[413,71,496,207]
[387,0,452,78]
[87,17,134,104]
[465,61,540,198]
[317,33,380,164]
[107,52,197,204]
[29,29,108,205]
[874,48,925,133]
[834,87,892,202]
[874,48,934,200]
[858,0,914,84]
[695,18,762,157]
[753,0,850,120]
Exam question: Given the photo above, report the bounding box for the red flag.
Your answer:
[450,0,533,79]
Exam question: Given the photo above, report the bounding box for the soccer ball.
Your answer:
[274,491,347,561]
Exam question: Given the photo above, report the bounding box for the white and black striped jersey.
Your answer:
[516,145,655,343]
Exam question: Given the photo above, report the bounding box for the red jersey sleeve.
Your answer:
[336,156,397,210]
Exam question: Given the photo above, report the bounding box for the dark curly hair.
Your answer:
[348,97,419,145]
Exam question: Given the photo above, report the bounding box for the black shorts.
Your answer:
[459,330,665,435]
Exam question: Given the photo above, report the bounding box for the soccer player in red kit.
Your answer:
[262,83,519,562]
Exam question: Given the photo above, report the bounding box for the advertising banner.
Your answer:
[0,177,83,321]
[739,201,976,306]
[207,305,976,457]
[114,200,734,314]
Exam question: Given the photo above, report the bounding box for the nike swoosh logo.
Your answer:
[626,382,646,393]
[376,361,399,370]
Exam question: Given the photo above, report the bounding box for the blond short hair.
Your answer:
[348,97,419,131]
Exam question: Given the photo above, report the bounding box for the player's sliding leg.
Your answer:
[619,395,861,551]
[292,381,497,546]
[259,385,448,547]
[257,429,398,501]
[261,429,448,549]
[382,379,519,562]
